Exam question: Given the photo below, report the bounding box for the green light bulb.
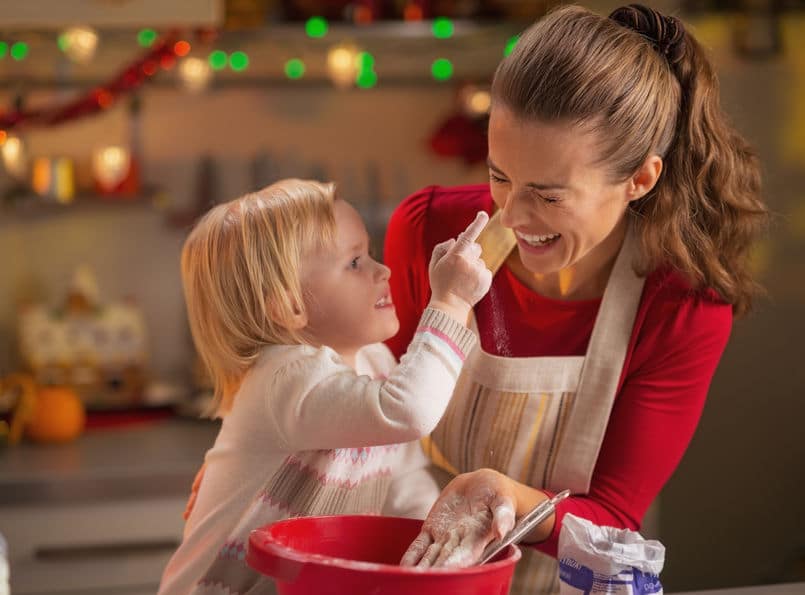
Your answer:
[209,50,228,71]
[431,58,453,81]
[356,69,378,89]
[285,58,305,79]
[432,17,454,39]
[504,35,519,57]
[229,51,249,71]
[10,42,28,61]
[138,29,157,48]
[306,16,328,38]
[357,51,375,70]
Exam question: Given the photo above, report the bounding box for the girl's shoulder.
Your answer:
[248,344,346,384]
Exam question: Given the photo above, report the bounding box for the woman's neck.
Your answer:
[507,221,627,301]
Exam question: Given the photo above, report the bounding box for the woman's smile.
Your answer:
[515,230,562,254]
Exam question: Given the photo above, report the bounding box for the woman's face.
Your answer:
[487,106,634,285]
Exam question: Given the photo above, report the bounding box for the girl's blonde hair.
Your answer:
[181,179,336,417]
[492,4,767,316]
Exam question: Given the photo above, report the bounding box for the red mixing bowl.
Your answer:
[247,514,521,595]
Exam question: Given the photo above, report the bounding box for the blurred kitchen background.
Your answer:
[0,0,803,593]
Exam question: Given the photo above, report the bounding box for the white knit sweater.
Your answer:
[158,307,475,595]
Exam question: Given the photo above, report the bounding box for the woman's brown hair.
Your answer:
[491,4,767,316]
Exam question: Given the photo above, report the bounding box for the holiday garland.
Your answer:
[0,33,178,131]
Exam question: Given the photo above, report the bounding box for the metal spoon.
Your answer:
[479,489,571,564]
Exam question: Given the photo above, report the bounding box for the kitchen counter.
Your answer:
[676,583,805,594]
[1,421,801,595]
[0,417,219,506]
[1,417,220,594]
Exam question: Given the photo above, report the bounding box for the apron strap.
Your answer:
[459,207,645,496]
[549,224,645,494]
[420,209,515,471]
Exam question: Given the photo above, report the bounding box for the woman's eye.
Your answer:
[542,196,560,204]
[489,172,508,184]
[350,257,360,269]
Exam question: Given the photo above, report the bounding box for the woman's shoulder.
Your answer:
[389,184,494,243]
[643,266,731,312]
[632,266,733,366]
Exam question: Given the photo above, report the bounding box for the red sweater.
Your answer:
[384,184,732,557]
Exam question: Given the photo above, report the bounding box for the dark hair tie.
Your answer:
[609,4,686,66]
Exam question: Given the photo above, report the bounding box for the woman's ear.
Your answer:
[627,154,663,203]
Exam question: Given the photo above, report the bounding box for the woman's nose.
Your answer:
[499,190,528,229]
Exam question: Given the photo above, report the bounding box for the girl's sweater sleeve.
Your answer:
[266,307,475,452]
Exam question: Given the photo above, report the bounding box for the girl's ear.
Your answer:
[286,294,308,330]
[266,291,308,330]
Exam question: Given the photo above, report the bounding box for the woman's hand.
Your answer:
[400,468,517,568]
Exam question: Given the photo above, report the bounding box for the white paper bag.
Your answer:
[558,513,665,595]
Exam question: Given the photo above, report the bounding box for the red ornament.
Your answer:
[95,89,114,108]
[174,40,191,56]
[428,113,488,165]
[142,61,158,76]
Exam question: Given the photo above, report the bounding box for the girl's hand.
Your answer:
[428,211,492,321]
[400,468,517,568]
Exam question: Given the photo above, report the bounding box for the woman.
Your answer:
[385,4,766,593]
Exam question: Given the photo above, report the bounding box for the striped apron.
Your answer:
[422,212,645,594]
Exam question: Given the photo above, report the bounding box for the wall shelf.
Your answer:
[0,21,523,90]
[0,187,171,223]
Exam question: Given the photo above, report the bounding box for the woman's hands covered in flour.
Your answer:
[400,468,517,568]
[428,211,492,324]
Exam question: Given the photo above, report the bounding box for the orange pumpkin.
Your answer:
[26,386,86,443]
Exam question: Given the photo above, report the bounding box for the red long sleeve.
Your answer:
[384,185,733,557]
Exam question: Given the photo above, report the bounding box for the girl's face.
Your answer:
[300,199,399,363]
[487,106,635,297]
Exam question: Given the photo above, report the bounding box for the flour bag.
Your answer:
[558,513,665,595]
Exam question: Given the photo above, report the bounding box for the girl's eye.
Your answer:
[350,257,360,269]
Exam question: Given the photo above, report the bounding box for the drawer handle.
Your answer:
[35,539,180,561]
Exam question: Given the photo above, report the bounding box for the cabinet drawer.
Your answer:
[1,497,185,594]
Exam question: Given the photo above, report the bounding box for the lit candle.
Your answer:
[178,57,213,93]
[60,26,99,64]
[31,156,75,203]
[92,145,131,193]
[327,43,360,89]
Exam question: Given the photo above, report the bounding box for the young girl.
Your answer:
[157,179,491,594]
